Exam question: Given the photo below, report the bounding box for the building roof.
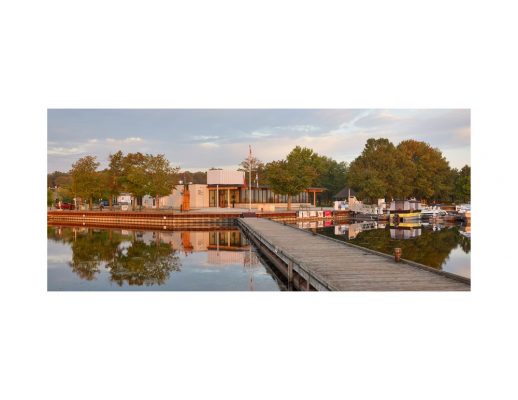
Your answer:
[333,186,357,199]
[206,183,325,192]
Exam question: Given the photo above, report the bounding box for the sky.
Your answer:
[47,109,470,173]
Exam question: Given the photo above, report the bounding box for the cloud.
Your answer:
[275,124,320,132]
[106,137,144,144]
[250,131,272,137]
[47,146,85,156]
[192,135,220,141]
[48,109,470,172]
[199,142,219,148]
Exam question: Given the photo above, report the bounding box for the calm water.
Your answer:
[294,220,471,278]
[47,226,281,291]
[48,219,470,290]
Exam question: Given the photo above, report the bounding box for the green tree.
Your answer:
[146,154,180,209]
[70,156,100,210]
[106,150,125,210]
[265,146,319,210]
[397,140,454,202]
[47,171,71,188]
[95,169,113,205]
[47,188,54,208]
[454,165,471,203]
[121,152,149,210]
[48,171,73,202]
[313,156,348,205]
[180,171,207,184]
[347,138,413,202]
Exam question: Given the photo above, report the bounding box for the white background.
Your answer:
[1,1,517,399]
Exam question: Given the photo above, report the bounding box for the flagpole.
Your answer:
[248,145,252,211]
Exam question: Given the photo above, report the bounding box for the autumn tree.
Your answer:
[70,156,100,210]
[454,165,471,203]
[347,138,413,202]
[397,139,454,202]
[146,154,180,209]
[265,146,319,210]
[106,150,125,210]
[121,152,149,210]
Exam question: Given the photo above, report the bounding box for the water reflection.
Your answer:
[47,227,181,285]
[47,225,274,290]
[300,220,471,278]
[389,223,422,240]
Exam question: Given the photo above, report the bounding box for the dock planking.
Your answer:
[238,218,470,291]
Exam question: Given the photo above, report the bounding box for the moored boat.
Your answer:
[389,200,422,223]
[421,206,448,218]
[456,203,471,223]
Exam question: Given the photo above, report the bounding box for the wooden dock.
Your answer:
[47,210,237,228]
[238,218,470,291]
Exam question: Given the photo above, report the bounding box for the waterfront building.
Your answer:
[205,169,324,209]
[125,169,325,210]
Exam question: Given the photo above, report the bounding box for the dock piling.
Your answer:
[394,248,402,262]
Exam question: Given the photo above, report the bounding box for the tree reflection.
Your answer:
[458,233,471,254]
[106,239,180,286]
[47,226,181,285]
[70,230,123,280]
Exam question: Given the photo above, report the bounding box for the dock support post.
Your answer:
[287,261,293,290]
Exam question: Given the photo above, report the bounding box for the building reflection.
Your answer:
[332,221,385,240]
[149,229,259,267]
[329,221,424,240]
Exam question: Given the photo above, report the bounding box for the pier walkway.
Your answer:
[238,218,470,291]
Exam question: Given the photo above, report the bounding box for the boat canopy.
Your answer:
[389,200,422,212]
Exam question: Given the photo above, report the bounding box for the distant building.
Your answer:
[124,169,325,210]
[141,184,209,209]
[205,169,323,209]
[333,186,357,202]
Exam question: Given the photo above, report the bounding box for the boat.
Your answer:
[389,200,422,223]
[420,206,448,218]
[456,203,471,223]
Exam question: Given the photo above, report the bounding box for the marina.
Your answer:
[46,110,471,292]
[47,209,350,228]
[238,217,470,291]
[47,207,471,290]
[302,220,470,279]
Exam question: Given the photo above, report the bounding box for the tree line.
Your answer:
[260,146,347,209]
[50,151,180,210]
[258,139,469,208]
[346,138,470,203]
[48,138,470,210]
